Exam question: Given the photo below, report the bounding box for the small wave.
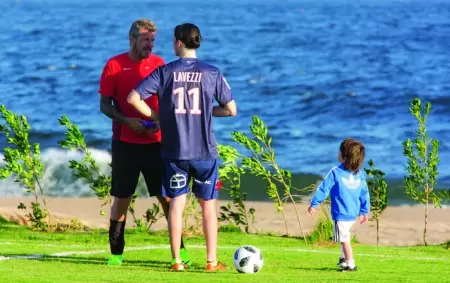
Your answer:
[0,148,112,197]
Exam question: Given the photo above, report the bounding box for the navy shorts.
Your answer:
[162,159,219,200]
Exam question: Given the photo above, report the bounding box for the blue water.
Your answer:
[1,0,450,196]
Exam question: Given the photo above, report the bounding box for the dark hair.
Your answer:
[174,23,201,49]
[340,138,365,173]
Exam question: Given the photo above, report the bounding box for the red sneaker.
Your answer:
[171,262,187,271]
[206,261,227,272]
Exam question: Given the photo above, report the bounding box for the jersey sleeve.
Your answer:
[134,66,163,100]
[98,59,119,97]
[215,71,234,106]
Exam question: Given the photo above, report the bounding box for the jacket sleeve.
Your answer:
[310,170,335,208]
[359,180,370,215]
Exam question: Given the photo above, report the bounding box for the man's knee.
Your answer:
[112,196,132,205]
[111,196,132,220]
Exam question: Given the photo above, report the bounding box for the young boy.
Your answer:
[307,138,370,272]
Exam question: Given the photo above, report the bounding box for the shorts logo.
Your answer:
[170,173,187,189]
[194,179,212,184]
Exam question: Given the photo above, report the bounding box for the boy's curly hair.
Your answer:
[340,138,365,173]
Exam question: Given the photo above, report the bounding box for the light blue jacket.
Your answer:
[310,163,370,221]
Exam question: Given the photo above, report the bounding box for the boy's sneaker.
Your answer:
[107,255,123,266]
[171,262,187,271]
[337,257,347,269]
[171,259,187,271]
[180,248,191,266]
[206,261,228,272]
[340,266,358,272]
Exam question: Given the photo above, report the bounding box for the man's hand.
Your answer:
[359,215,368,224]
[125,117,146,133]
[213,100,237,117]
[307,206,316,216]
[139,119,160,136]
[143,121,160,135]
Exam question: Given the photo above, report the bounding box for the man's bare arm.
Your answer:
[213,100,237,117]
[100,95,128,124]
[100,95,146,132]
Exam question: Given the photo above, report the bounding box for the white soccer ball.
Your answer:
[233,245,264,274]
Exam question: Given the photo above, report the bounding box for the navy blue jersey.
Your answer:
[135,58,233,160]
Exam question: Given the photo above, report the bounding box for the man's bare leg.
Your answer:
[108,196,132,264]
[111,196,132,221]
[157,195,171,220]
[168,194,187,263]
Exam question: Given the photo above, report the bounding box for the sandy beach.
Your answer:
[1,197,450,246]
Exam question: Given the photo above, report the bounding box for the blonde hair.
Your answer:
[129,19,157,38]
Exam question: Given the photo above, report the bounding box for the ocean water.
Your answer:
[1,0,450,198]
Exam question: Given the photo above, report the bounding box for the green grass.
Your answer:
[1,220,449,282]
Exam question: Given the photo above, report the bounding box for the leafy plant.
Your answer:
[306,201,333,244]
[58,115,160,228]
[58,115,111,206]
[183,190,203,236]
[142,203,165,230]
[232,116,313,241]
[129,194,164,232]
[364,159,388,246]
[179,176,203,236]
[217,144,255,233]
[402,98,447,245]
[0,105,49,230]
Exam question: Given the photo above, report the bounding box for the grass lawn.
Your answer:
[0,219,449,283]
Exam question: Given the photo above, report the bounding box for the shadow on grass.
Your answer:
[3,253,228,273]
[0,253,233,273]
[294,266,338,272]
[40,255,213,272]
[42,255,168,268]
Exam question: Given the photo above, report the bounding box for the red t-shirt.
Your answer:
[99,52,164,144]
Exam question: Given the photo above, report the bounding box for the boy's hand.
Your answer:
[307,206,316,216]
[360,215,368,224]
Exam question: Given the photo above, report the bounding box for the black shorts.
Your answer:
[111,140,163,198]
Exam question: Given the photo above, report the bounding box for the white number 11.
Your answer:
[173,87,201,115]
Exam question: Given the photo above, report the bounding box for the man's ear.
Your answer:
[129,35,135,46]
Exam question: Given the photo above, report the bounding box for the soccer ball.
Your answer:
[233,245,263,274]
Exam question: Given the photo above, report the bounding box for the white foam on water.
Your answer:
[0,148,112,197]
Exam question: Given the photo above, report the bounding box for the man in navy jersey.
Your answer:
[127,23,236,271]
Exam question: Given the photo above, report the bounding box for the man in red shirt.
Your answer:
[98,19,190,266]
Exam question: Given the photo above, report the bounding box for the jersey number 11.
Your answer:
[173,87,201,115]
